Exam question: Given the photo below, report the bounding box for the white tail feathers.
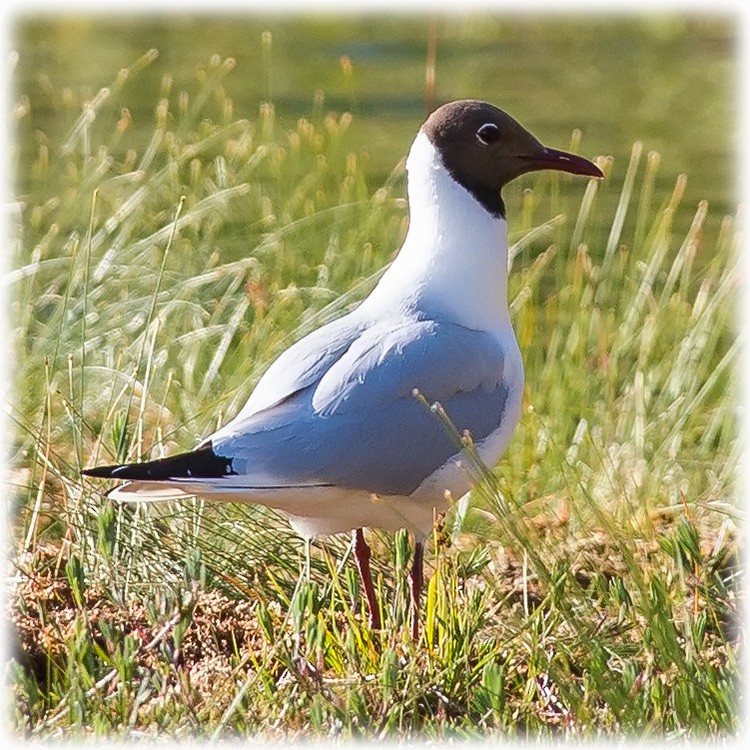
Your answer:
[107,481,194,502]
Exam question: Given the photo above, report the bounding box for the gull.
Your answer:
[83,100,602,638]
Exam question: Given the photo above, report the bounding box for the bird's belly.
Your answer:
[281,488,445,539]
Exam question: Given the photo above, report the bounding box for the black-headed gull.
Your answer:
[84,100,603,638]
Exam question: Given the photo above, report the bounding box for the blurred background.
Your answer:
[14,13,737,243]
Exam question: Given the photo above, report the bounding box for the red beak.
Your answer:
[519,147,603,178]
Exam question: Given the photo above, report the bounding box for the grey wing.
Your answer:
[228,312,368,421]
[312,319,504,413]
[212,318,509,496]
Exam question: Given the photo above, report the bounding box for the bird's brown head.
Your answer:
[422,99,603,217]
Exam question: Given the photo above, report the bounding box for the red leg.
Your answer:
[410,539,424,641]
[353,528,381,630]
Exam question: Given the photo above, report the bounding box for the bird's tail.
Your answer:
[105,482,193,502]
[81,442,238,502]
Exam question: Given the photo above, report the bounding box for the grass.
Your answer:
[7,50,741,740]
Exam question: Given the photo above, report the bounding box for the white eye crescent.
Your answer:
[476,122,500,145]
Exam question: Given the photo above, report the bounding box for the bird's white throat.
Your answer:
[363,131,511,334]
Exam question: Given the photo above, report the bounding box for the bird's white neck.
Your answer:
[364,132,510,333]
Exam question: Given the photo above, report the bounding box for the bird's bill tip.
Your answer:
[520,147,604,179]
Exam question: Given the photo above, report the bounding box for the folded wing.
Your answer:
[84,315,509,498]
[211,317,508,495]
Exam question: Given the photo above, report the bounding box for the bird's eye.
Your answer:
[476,123,500,145]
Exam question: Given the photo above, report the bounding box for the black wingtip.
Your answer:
[82,442,237,481]
[81,464,123,478]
